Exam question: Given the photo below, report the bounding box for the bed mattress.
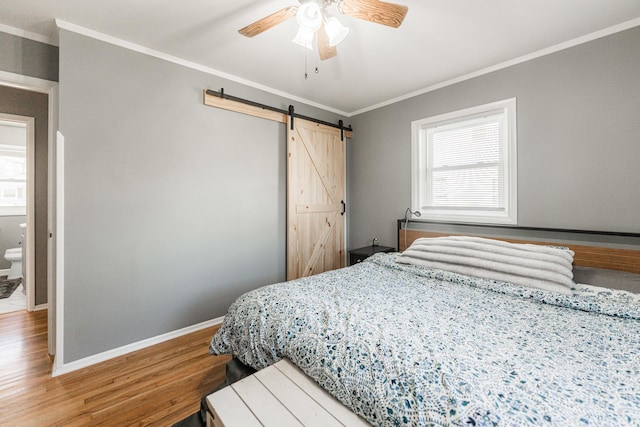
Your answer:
[210,253,640,426]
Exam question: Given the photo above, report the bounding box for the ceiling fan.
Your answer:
[238,0,408,61]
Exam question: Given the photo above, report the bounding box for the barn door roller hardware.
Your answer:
[205,88,353,141]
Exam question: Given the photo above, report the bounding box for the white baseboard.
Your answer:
[51,316,225,377]
[0,268,9,276]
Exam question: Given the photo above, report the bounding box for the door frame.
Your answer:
[0,70,59,356]
[0,113,35,310]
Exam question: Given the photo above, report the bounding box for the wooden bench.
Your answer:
[205,359,370,427]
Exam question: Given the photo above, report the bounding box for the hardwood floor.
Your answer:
[0,310,231,426]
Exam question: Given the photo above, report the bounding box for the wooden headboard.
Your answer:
[398,228,640,274]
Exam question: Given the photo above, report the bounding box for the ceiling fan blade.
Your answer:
[317,23,337,61]
[238,5,298,37]
[338,0,408,28]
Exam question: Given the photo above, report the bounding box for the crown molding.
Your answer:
[350,17,640,116]
[0,70,58,92]
[55,19,350,117]
[51,16,640,117]
[0,22,57,46]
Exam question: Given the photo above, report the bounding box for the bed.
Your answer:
[209,227,640,426]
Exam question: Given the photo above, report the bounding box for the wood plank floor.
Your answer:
[0,310,231,426]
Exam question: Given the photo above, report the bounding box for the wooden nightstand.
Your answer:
[349,245,395,265]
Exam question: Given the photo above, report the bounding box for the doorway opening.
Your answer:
[0,78,57,359]
[0,114,34,314]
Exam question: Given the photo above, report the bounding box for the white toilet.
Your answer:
[4,247,23,279]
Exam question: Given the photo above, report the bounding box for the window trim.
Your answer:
[0,120,30,217]
[411,98,518,225]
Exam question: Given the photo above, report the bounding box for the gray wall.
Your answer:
[58,29,347,363]
[0,31,59,82]
[0,85,49,305]
[348,26,640,250]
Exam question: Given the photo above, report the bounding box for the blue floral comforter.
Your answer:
[209,253,640,426]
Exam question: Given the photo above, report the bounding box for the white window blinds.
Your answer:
[412,99,517,224]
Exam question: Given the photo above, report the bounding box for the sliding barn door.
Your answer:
[287,117,346,280]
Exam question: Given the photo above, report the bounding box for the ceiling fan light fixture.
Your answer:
[297,2,323,32]
[292,27,315,50]
[324,16,349,46]
[239,0,409,60]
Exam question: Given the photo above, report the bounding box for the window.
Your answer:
[411,98,517,224]
[0,121,27,215]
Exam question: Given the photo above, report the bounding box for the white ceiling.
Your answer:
[1,0,640,115]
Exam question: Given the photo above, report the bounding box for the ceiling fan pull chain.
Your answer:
[304,50,309,79]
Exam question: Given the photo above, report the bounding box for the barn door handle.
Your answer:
[340,200,346,216]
